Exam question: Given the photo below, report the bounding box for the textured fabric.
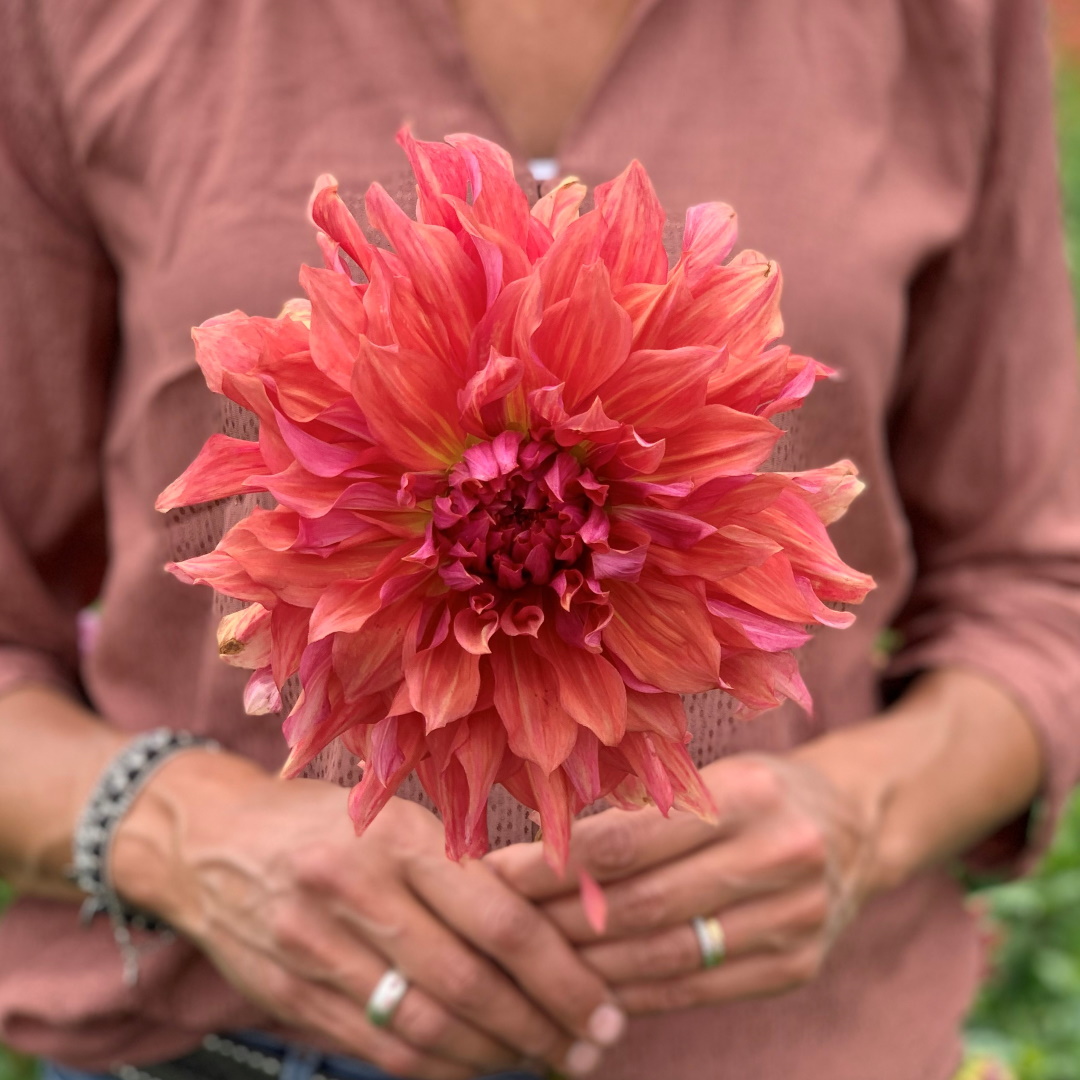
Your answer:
[0,1,1078,1078]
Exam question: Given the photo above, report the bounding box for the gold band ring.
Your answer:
[691,915,727,969]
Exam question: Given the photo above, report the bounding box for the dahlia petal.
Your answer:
[459,350,526,437]
[616,271,695,352]
[332,606,410,700]
[578,869,609,935]
[590,542,649,581]
[602,576,721,693]
[533,631,627,746]
[677,252,783,357]
[706,598,812,652]
[364,181,485,365]
[532,260,632,410]
[491,636,578,773]
[610,506,716,549]
[449,198,532,307]
[395,127,469,233]
[595,346,722,433]
[353,337,467,470]
[309,174,379,277]
[280,638,340,777]
[644,525,781,584]
[216,603,272,669]
[618,732,675,815]
[299,263,366,389]
[499,599,545,637]
[682,202,738,290]
[721,649,812,716]
[537,211,606,306]
[624,690,688,742]
[561,728,603,805]
[748,490,875,603]
[782,460,866,525]
[446,132,531,249]
[405,610,482,731]
[593,160,668,290]
[243,666,282,715]
[270,602,311,686]
[531,178,587,238]
[718,553,856,628]
[644,405,781,484]
[275,413,366,478]
[454,606,500,654]
[165,550,277,608]
[454,710,507,850]
[646,734,718,821]
[417,755,476,860]
[309,555,419,640]
[525,761,574,873]
[348,714,427,834]
[155,435,268,511]
[467,273,544,375]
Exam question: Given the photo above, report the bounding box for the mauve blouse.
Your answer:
[2,1,1080,1078]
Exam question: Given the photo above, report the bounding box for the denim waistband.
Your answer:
[42,1029,539,1080]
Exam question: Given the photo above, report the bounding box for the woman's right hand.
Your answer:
[110,749,626,1080]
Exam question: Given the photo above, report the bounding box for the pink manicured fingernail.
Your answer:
[565,1041,603,1077]
[588,1002,627,1046]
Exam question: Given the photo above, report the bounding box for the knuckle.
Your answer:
[785,944,826,985]
[583,819,639,875]
[613,876,669,932]
[780,819,829,873]
[634,931,694,976]
[792,887,831,933]
[485,897,541,953]
[267,903,316,956]
[737,759,785,811]
[436,955,491,1006]
[396,996,450,1051]
[285,843,342,893]
[653,978,701,1012]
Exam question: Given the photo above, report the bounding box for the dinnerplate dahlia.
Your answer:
[158,129,874,871]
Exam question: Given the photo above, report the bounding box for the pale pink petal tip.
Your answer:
[579,868,609,935]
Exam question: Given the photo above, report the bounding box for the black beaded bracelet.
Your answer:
[70,728,219,986]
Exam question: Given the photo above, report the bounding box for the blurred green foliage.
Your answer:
[967,794,1080,1079]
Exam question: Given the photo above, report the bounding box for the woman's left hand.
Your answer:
[485,752,884,1014]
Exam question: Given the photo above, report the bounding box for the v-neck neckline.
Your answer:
[414,0,664,165]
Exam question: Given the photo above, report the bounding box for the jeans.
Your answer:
[42,1030,538,1080]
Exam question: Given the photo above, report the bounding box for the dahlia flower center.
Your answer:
[431,431,609,592]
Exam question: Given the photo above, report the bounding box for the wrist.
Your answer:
[109,746,270,927]
[789,667,1042,897]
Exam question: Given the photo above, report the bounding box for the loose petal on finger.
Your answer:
[579,869,609,935]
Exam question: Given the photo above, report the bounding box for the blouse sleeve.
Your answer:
[886,0,1080,872]
[0,1,117,702]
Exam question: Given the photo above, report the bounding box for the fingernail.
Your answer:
[587,1002,627,1046]
[565,1041,603,1077]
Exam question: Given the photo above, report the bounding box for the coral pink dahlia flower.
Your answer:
[158,129,874,871]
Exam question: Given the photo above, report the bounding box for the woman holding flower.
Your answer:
[0,2,1077,1079]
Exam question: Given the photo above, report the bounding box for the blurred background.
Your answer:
[3,5,1080,1080]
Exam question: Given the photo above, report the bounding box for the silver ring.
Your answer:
[691,915,726,969]
[365,968,409,1028]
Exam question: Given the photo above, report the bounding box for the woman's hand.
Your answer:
[110,751,626,1080]
[486,753,883,1015]
[488,669,1045,1017]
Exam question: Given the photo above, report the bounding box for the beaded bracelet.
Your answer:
[70,728,219,986]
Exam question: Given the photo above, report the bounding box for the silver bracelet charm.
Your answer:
[70,727,219,986]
